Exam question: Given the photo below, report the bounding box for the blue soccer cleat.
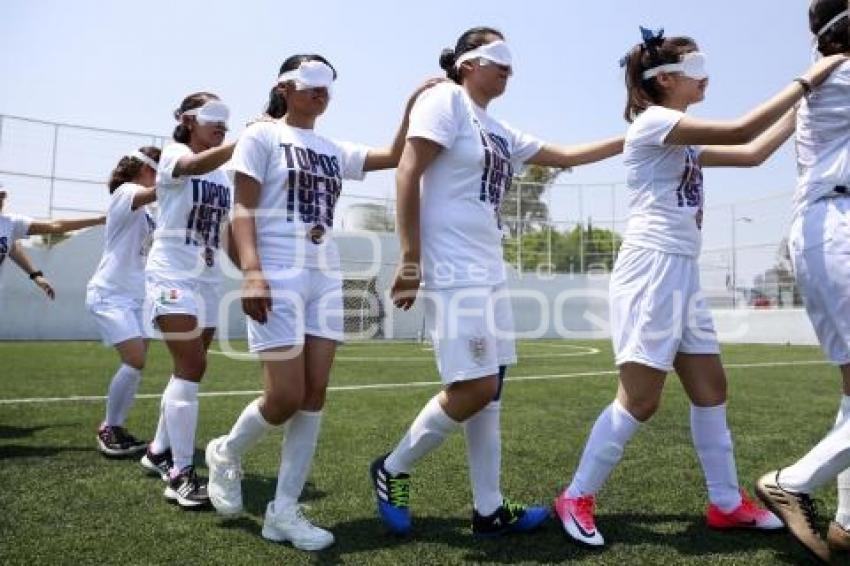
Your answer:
[370,454,412,535]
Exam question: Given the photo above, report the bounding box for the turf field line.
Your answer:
[0,358,829,405]
[207,343,601,361]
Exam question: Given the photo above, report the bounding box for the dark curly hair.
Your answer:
[107,146,161,193]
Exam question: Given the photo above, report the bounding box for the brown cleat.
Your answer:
[756,471,830,564]
[828,522,850,564]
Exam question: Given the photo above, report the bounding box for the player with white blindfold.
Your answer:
[205,53,442,550]
[371,25,625,541]
[554,25,848,551]
[141,91,237,510]
[86,146,161,460]
[757,0,850,560]
[180,100,231,128]
[277,60,336,94]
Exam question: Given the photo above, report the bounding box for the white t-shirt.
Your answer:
[146,143,232,283]
[88,183,155,299]
[622,105,704,257]
[408,83,543,288]
[230,122,368,271]
[0,213,32,276]
[794,61,850,218]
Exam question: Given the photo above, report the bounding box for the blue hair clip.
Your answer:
[618,54,630,68]
[640,26,665,47]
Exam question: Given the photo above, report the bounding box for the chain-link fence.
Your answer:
[1,114,800,314]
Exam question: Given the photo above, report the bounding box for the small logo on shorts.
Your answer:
[469,336,487,364]
[308,224,326,245]
[159,289,182,304]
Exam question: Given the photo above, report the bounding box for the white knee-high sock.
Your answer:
[780,395,850,494]
[567,400,640,497]
[690,403,741,512]
[149,391,170,455]
[833,396,850,528]
[104,364,142,427]
[162,376,199,473]
[275,410,322,507]
[464,401,503,516]
[385,395,460,475]
[220,398,278,460]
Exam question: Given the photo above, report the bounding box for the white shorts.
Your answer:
[790,197,850,365]
[610,246,719,372]
[146,274,222,330]
[246,267,344,352]
[424,283,516,384]
[85,287,148,345]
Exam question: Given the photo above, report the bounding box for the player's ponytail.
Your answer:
[440,26,504,84]
[107,146,161,193]
[172,92,219,143]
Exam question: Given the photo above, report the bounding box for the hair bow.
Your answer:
[640,26,665,48]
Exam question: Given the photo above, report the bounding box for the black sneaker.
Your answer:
[472,499,550,537]
[97,425,147,458]
[164,466,210,508]
[140,448,173,481]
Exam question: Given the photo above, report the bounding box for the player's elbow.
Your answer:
[739,149,767,167]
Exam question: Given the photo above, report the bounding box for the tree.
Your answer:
[503,222,622,273]
[500,164,565,238]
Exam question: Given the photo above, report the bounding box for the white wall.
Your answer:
[0,227,820,346]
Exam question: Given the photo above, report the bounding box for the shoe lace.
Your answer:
[503,499,526,522]
[573,495,596,526]
[387,475,410,508]
[288,505,321,532]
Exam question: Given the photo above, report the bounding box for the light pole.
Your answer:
[730,204,753,309]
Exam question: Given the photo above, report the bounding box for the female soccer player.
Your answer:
[371,27,624,538]
[0,186,104,282]
[205,54,440,550]
[757,1,850,562]
[86,147,159,457]
[554,26,846,549]
[139,92,234,509]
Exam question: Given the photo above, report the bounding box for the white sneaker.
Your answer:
[262,501,335,551]
[205,436,243,517]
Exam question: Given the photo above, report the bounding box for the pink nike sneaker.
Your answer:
[707,489,783,530]
[554,491,604,547]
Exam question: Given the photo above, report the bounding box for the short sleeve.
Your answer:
[336,141,369,181]
[109,184,137,222]
[156,143,193,187]
[407,83,463,149]
[10,215,32,242]
[230,123,273,184]
[502,122,544,166]
[629,106,685,147]
[830,61,850,87]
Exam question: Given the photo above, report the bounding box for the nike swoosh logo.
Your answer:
[568,511,597,538]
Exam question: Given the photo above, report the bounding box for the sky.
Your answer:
[0,0,823,285]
